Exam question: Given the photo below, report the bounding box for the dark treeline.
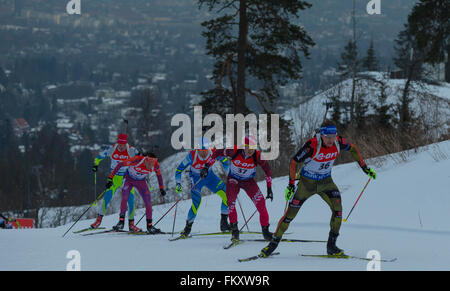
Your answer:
[0,120,107,225]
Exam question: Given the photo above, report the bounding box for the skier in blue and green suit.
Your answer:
[175,137,231,237]
[90,133,139,228]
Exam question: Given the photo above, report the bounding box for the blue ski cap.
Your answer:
[196,137,211,150]
[320,125,337,136]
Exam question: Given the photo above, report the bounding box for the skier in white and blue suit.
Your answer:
[174,137,231,237]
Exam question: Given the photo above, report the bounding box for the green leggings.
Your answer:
[274,176,342,238]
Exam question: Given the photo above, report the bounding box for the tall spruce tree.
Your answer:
[338,40,360,123]
[408,0,449,65]
[198,0,315,115]
[363,40,379,71]
[393,25,424,144]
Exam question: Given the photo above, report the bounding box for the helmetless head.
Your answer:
[243,135,257,157]
[320,120,338,148]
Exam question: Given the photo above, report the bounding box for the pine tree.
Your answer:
[198,0,315,115]
[363,40,379,71]
[393,25,425,146]
[330,94,342,127]
[370,79,392,130]
[0,66,7,86]
[394,26,424,81]
[408,0,449,65]
[338,40,359,78]
[337,40,360,123]
[354,93,369,131]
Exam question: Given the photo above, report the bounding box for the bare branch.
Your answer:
[216,0,238,13]
[245,88,271,113]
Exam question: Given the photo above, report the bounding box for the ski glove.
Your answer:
[200,165,209,179]
[105,178,113,189]
[285,184,295,201]
[362,165,376,180]
[92,165,98,172]
[266,187,273,201]
[160,189,166,197]
[175,183,183,194]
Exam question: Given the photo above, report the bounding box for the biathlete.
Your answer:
[201,135,274,242]
[175,137,231,238]
[90,133,139,229]
[108,152,166,233]
[260,120,376,257]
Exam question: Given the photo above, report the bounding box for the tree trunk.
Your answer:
[236,0,248,115]
[350,74,356,122]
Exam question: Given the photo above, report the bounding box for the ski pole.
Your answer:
[237,197,250,232]
[137,197,182,227]
[93,172,98,206]
[136,176,192,227]
[171,202,178,237]
[191,176,204,192]
[343,177,372,222]
[62,190,106,237]
[239,208,257,232]
[239,195,272,232]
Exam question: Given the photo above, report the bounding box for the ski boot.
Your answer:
[262,225,273,241]
[180,220,193,238]
[113,215,125,231]
[128,219,142,232]
[327,231,344,255]
[220,214,231,232]
[90,214,103,229]
[260,236,281,257]
[230,222,239,242]
[146,219,162,234]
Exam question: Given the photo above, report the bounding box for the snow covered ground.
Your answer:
[1,140,450,271]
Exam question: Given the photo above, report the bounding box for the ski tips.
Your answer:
[343,218,347,222]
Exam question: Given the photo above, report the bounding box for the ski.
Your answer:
[238,252,280,262]
[223,240,244,249]
[192,231,291,237]
[127,230,169,235]
[300,253,397,262]
[81,229,128,236]
[242,238,326,243]
[191,231,236,236]
[73,227,106,234]
[169,235,192,241]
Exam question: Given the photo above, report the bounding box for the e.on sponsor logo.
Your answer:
[233,160,254,168]
[113,154,129,160]
[316,152,338,161]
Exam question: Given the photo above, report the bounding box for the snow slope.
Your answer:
[1,140,450,271]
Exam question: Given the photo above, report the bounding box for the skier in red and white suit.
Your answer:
[108,152,166,234]
[201,136,273,242]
